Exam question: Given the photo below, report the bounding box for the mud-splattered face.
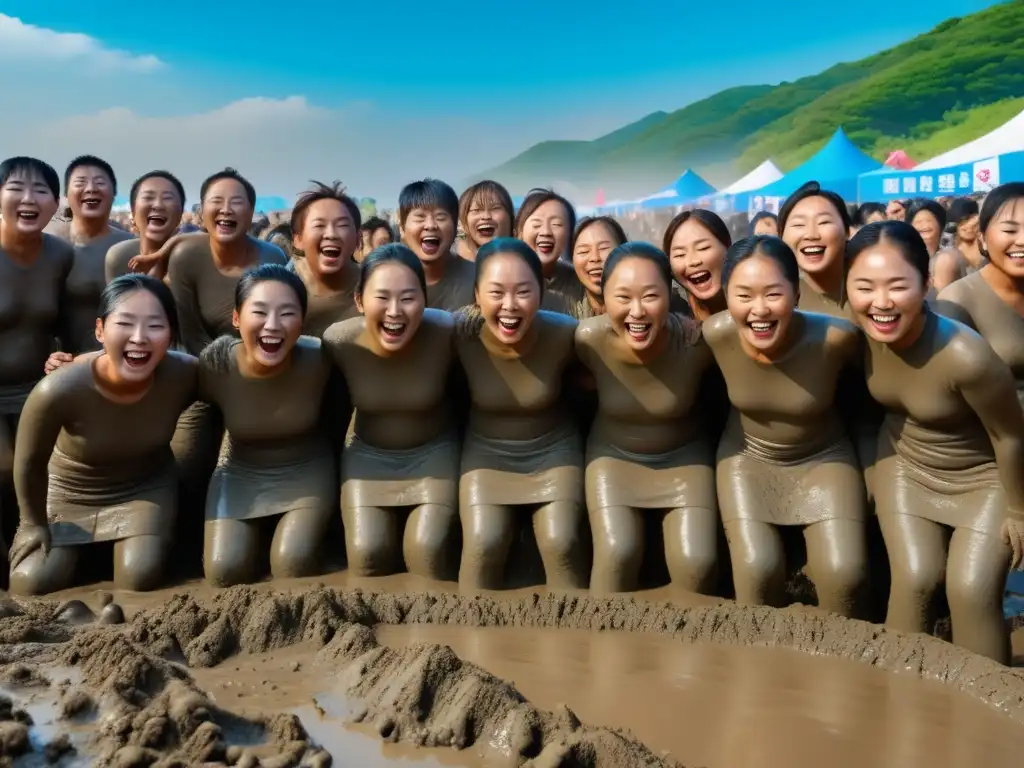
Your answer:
[295,198,359,277]
[846,240,927,347]
[573,221,620,298]
[233,280,304,371]
[669,219,727,304]
[726,253,797,359]
[68,164,114,223]
[95,289,172,383]
[475,251,541,346]
[783,196,846,277]
[604,256,671,354]
[356,261,426,354]
[0,169,58,236]
[202,179,254,245]
[133,176,183,244]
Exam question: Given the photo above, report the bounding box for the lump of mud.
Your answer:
[0,720,29,756]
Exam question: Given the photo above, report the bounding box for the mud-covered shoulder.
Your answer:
[321,315,366,349]
[255,236,288,265]
[940,315,1004,388]
[933,274,979,329]
[574,313,612,350]
[700,309,735,348]
[41,232,75,270]
[104,238,142,280]
[198,335,240,376]
[25,354,95,411]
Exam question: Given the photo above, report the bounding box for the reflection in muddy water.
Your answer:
[377,625,1024,768]
[1,667,91,767]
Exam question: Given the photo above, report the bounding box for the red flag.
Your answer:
[594,188,606,206]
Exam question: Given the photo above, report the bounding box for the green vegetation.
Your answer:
[482,0,1024,197]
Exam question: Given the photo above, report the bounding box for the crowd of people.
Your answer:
[1,153,1023,666]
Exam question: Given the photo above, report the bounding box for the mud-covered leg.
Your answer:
[663,506,718,595]
[114,535,168,592]
[803,518,868,618]
[533,500,587,589]
[724,519,785,607]
[404,503,457,581]
[204,519,261,587]
[9,546,79,596]
[878,513,948,635]
[459,504,514,589]
[270,507,331,579]
[946,526,1012,664]
[590,505,644,593]
[343,506,401,577]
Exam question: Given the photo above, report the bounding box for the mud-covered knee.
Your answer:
[9,565,49,596]
[945,567,1001,608]
[346,537,397,576]
[204,548,254,588]
[272,540,319,579]
[673,547,718,583]
[594,534,641,572]
[891,559,943,599]
[116,557,165,592]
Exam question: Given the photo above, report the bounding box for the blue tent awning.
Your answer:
[638,169,716,210]
[857,151,1024,203]
[254,196,289,211]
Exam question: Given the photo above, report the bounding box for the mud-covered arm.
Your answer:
[167,244,213,356]
[319,341,353,454]
[932,292,977,331]
[13,376,69,527]
[958,346,1024,519]
[931,250,965,295]
[127,232,200,277]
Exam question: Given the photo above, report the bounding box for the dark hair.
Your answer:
[474,237,544,296]
[662,209,731,255]
[291,181,361,234]
[946,197,979,228]
[357,243,428,298]
[398,179,459,226]
[234,263,308,317]
[98,274,180,346]
[979,182,1024,235]
[906,198,947,231]
[854,202,886,227]
[129,170,186,211]
[778,181,851,234]
[600,241,673,295]
[574,216,628,251]
[515,188,576,247]
[0,156,61,200]
[749,211,777,236]
[845,221,930,285]
[722,236,800,292]
[200,167,256,208]
[64,155,117,196]
[362,216,393,239]
[459,180,515,230]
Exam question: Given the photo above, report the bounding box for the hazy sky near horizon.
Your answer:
[0,0,1005,203]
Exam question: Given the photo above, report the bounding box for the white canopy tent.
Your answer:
[916,108,1024,169]
[718,159,784,194]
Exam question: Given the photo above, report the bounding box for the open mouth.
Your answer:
[748,320,778,340]
[146,214,168,228]
[535,238,555,256]
[475,224,496,239]
[320,244,342,262]
[799,245,826,263]
[686,270,712,287]
[123,350,151,368]
[586,267,603,283]
[82,196,104,212]
[868,313,900,333]
[1009,250,1024,261]
[258,336,284,355]
[496,316,522,337]
[626,321,652,343]
[215,218,239,236]
[16,210,39,223]
[420,236,441,256]
[380,321,406,343]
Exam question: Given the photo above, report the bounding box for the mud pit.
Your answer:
[2,576,1024,767]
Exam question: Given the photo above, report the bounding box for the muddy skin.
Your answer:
[104,237,144,281]
[455,310,587,590]
[935,270,1024,404]
[199,337,336,587]
[425,253,476,311]
[323,311,459,581]
[575,314,718,594]
[704,311,869,617]
[796,276,854,320]
[9,352,197,595]
[288,255,361,337]
[62,228,136,354]
[864,310,1024,664]
[541,260,586,316]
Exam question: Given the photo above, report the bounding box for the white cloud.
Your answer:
[0,14,163,74]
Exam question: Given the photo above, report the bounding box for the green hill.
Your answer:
[481,0,1024,198]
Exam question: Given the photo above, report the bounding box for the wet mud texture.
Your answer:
[4,588,1024,767]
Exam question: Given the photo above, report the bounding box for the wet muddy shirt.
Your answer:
[166,236,288,355]
[104,238,143,281]
[541,261,586,317]
[13,352,198,531]
[288,257,361,337]
[796,278,852,321]
[0,235,75,414]
[64,228,136,353]
[426,254,476,312]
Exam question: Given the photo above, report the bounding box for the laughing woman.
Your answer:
[105,171,186,281]
[577,243,718,594]
[705,236,868,616]
[199,265,336,586]
[847,220,1024,664]
[664,209,731,321]
[323,245,459,580]
[456,180,514,262]
[516,189,586,315]
[571,216,628,319]
[9,275,196,595]
[455,238,586,589]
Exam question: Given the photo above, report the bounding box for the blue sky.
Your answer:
[0,0,1006,202]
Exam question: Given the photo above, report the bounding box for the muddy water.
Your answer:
[376,624,1024,768]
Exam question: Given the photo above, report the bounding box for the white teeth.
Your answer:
[125,351,148,359]
[750,321,775,331]
[627,323,649,334]
[688,271,711,282]
[498,318,521,328]
[1009,252,1024,259]
[871,314,897,323]
[382,322,404,332]
[259,336,282,345]
[802,246,825,254]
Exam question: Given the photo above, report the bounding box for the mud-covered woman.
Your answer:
[704,236,868,617]
[935,183,1024,406]
[576,243,718,594]
[199,265,336,586]
[456,180,514,262]
[105,171,186,282]
[8,275,196,595]
[846,220,1024,664]
[322,244,459,580]
[0,157,76,552]
[664,209,731,322]
[517,189,586,316]
[455,237,586,589]
[571,216,628,320]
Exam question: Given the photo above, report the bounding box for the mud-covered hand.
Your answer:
[44,351,74,375]
[1001,517,1024,571]
[127,251,162,273]
[9,522,50,569]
